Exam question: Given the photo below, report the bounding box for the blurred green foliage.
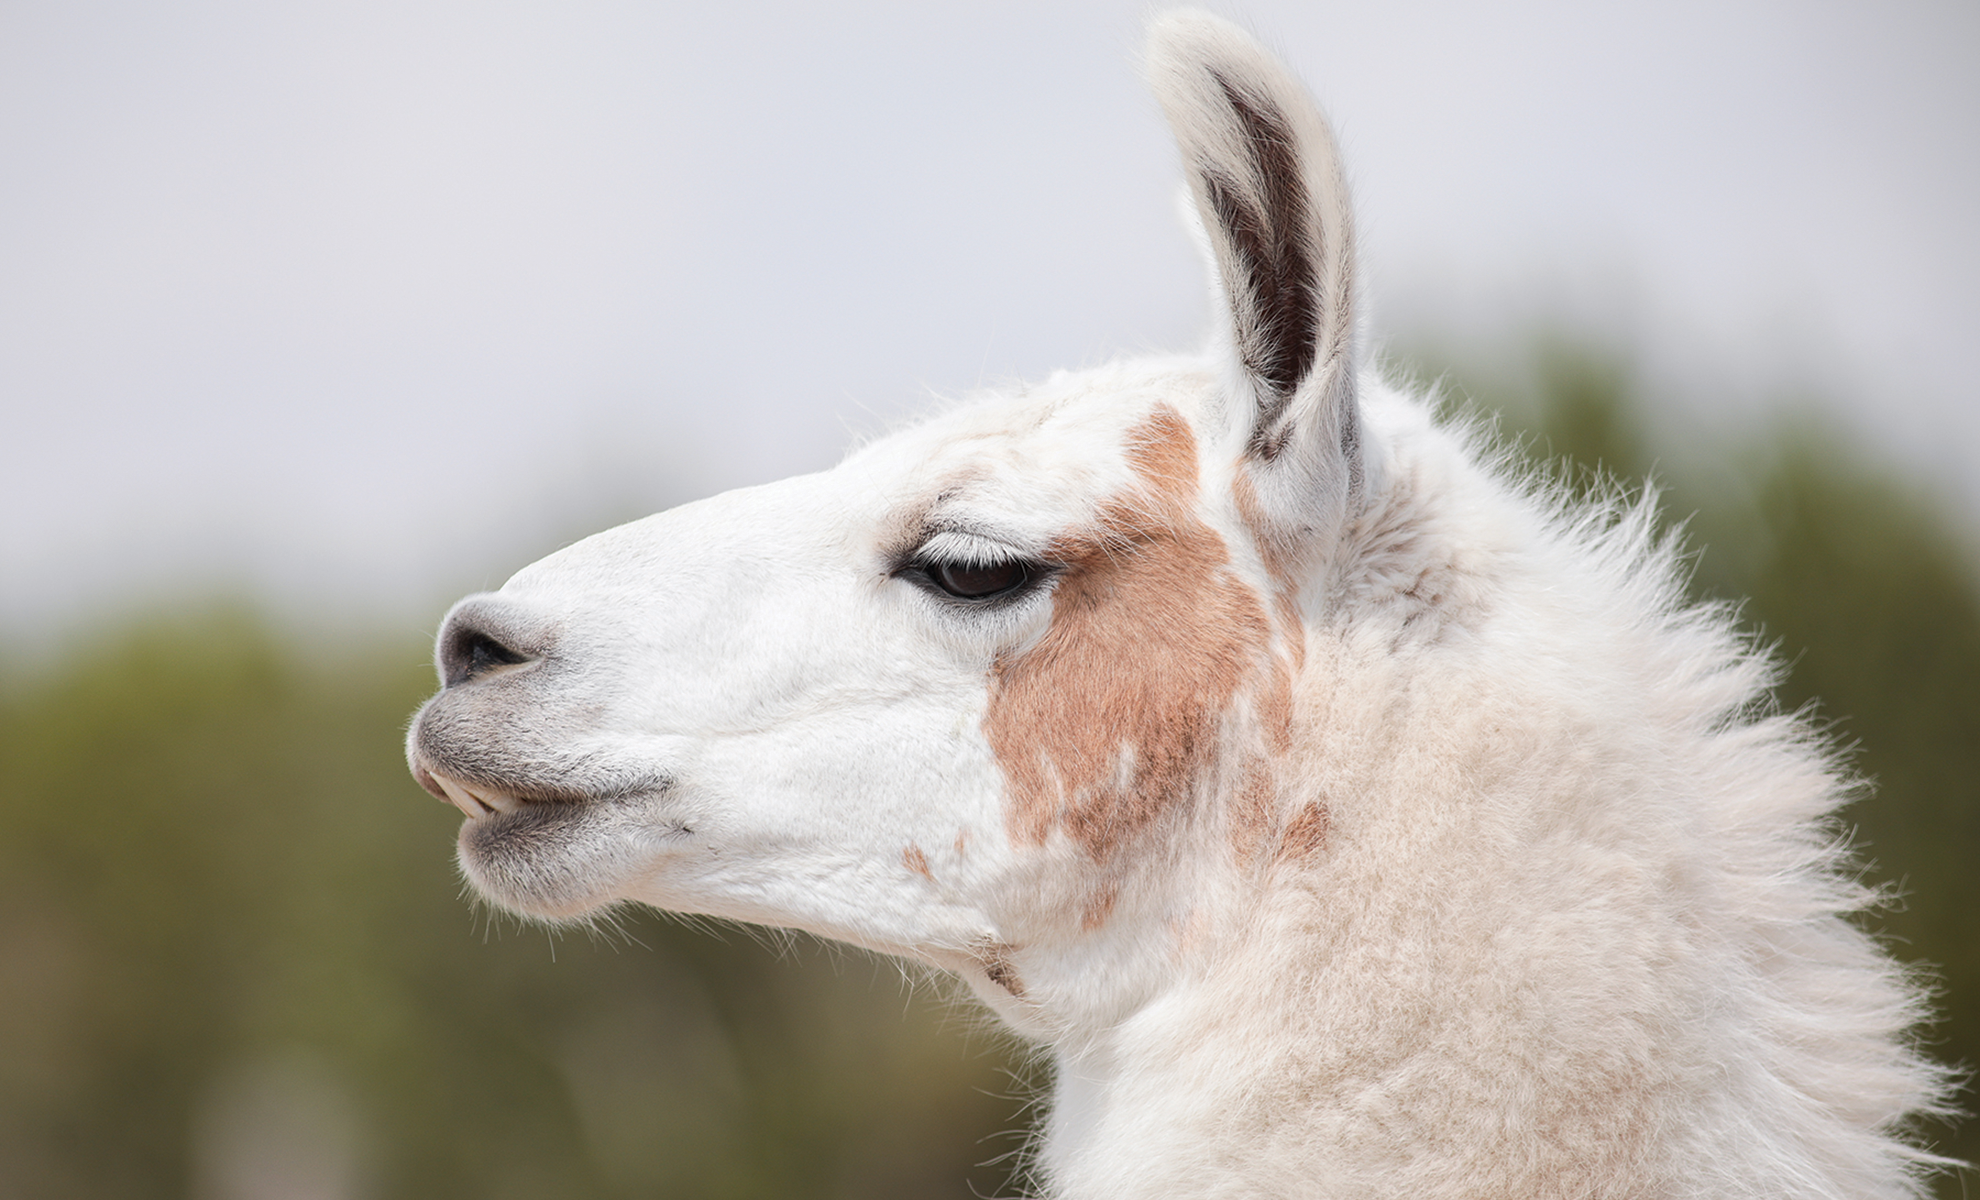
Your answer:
[1,342,1973,1196]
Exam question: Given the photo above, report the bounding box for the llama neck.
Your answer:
[1025,601,1925,1200]
[1023,608,1679,1198]
[1029,829,1692,1200]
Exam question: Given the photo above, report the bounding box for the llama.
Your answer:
[406,12,1953,1197]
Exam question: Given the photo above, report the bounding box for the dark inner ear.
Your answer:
[1201,71,1318,459]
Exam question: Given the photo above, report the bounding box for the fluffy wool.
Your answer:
[405,12,1954,1197]
[1027,378,1953,1198]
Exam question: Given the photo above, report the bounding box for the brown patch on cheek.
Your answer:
[903,844,933,880]
[985,406,1274,861]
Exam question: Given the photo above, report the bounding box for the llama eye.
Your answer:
[896,529,1049,604]
[929,559,1032,599]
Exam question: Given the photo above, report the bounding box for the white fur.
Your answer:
[406,12,1952,1197]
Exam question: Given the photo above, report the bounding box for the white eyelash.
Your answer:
[915,530,1029,567]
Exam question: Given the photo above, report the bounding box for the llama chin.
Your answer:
[407,11,1956,1197]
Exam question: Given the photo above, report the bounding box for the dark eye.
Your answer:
[928,559,1033,599]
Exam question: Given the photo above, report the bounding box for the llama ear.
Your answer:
[1148,13,1362,562]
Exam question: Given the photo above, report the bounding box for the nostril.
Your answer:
[439,610,542,687]
[466,632,528,678]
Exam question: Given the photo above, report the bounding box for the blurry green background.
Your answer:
[1,344,1973,1198]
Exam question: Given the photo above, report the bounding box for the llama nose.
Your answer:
[436,598,554,687]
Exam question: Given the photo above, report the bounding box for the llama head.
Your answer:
[406,12,1359,1025]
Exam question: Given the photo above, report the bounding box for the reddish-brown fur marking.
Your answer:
[1080,878,1121,931]
[1230,760,1279,868]
[903,843,933,879]
[1231,457,1314,864]
[1276,799,1329,862]
[985,405,1275,861]
[1232,468,1310,677]
[977,941,1024,997]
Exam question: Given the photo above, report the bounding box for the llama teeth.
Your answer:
[466,785,520,815]
[435,774,492,819]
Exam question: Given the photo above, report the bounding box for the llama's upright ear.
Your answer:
[1148,13,1362,565]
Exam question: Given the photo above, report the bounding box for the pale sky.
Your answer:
[3,0,1975,647]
